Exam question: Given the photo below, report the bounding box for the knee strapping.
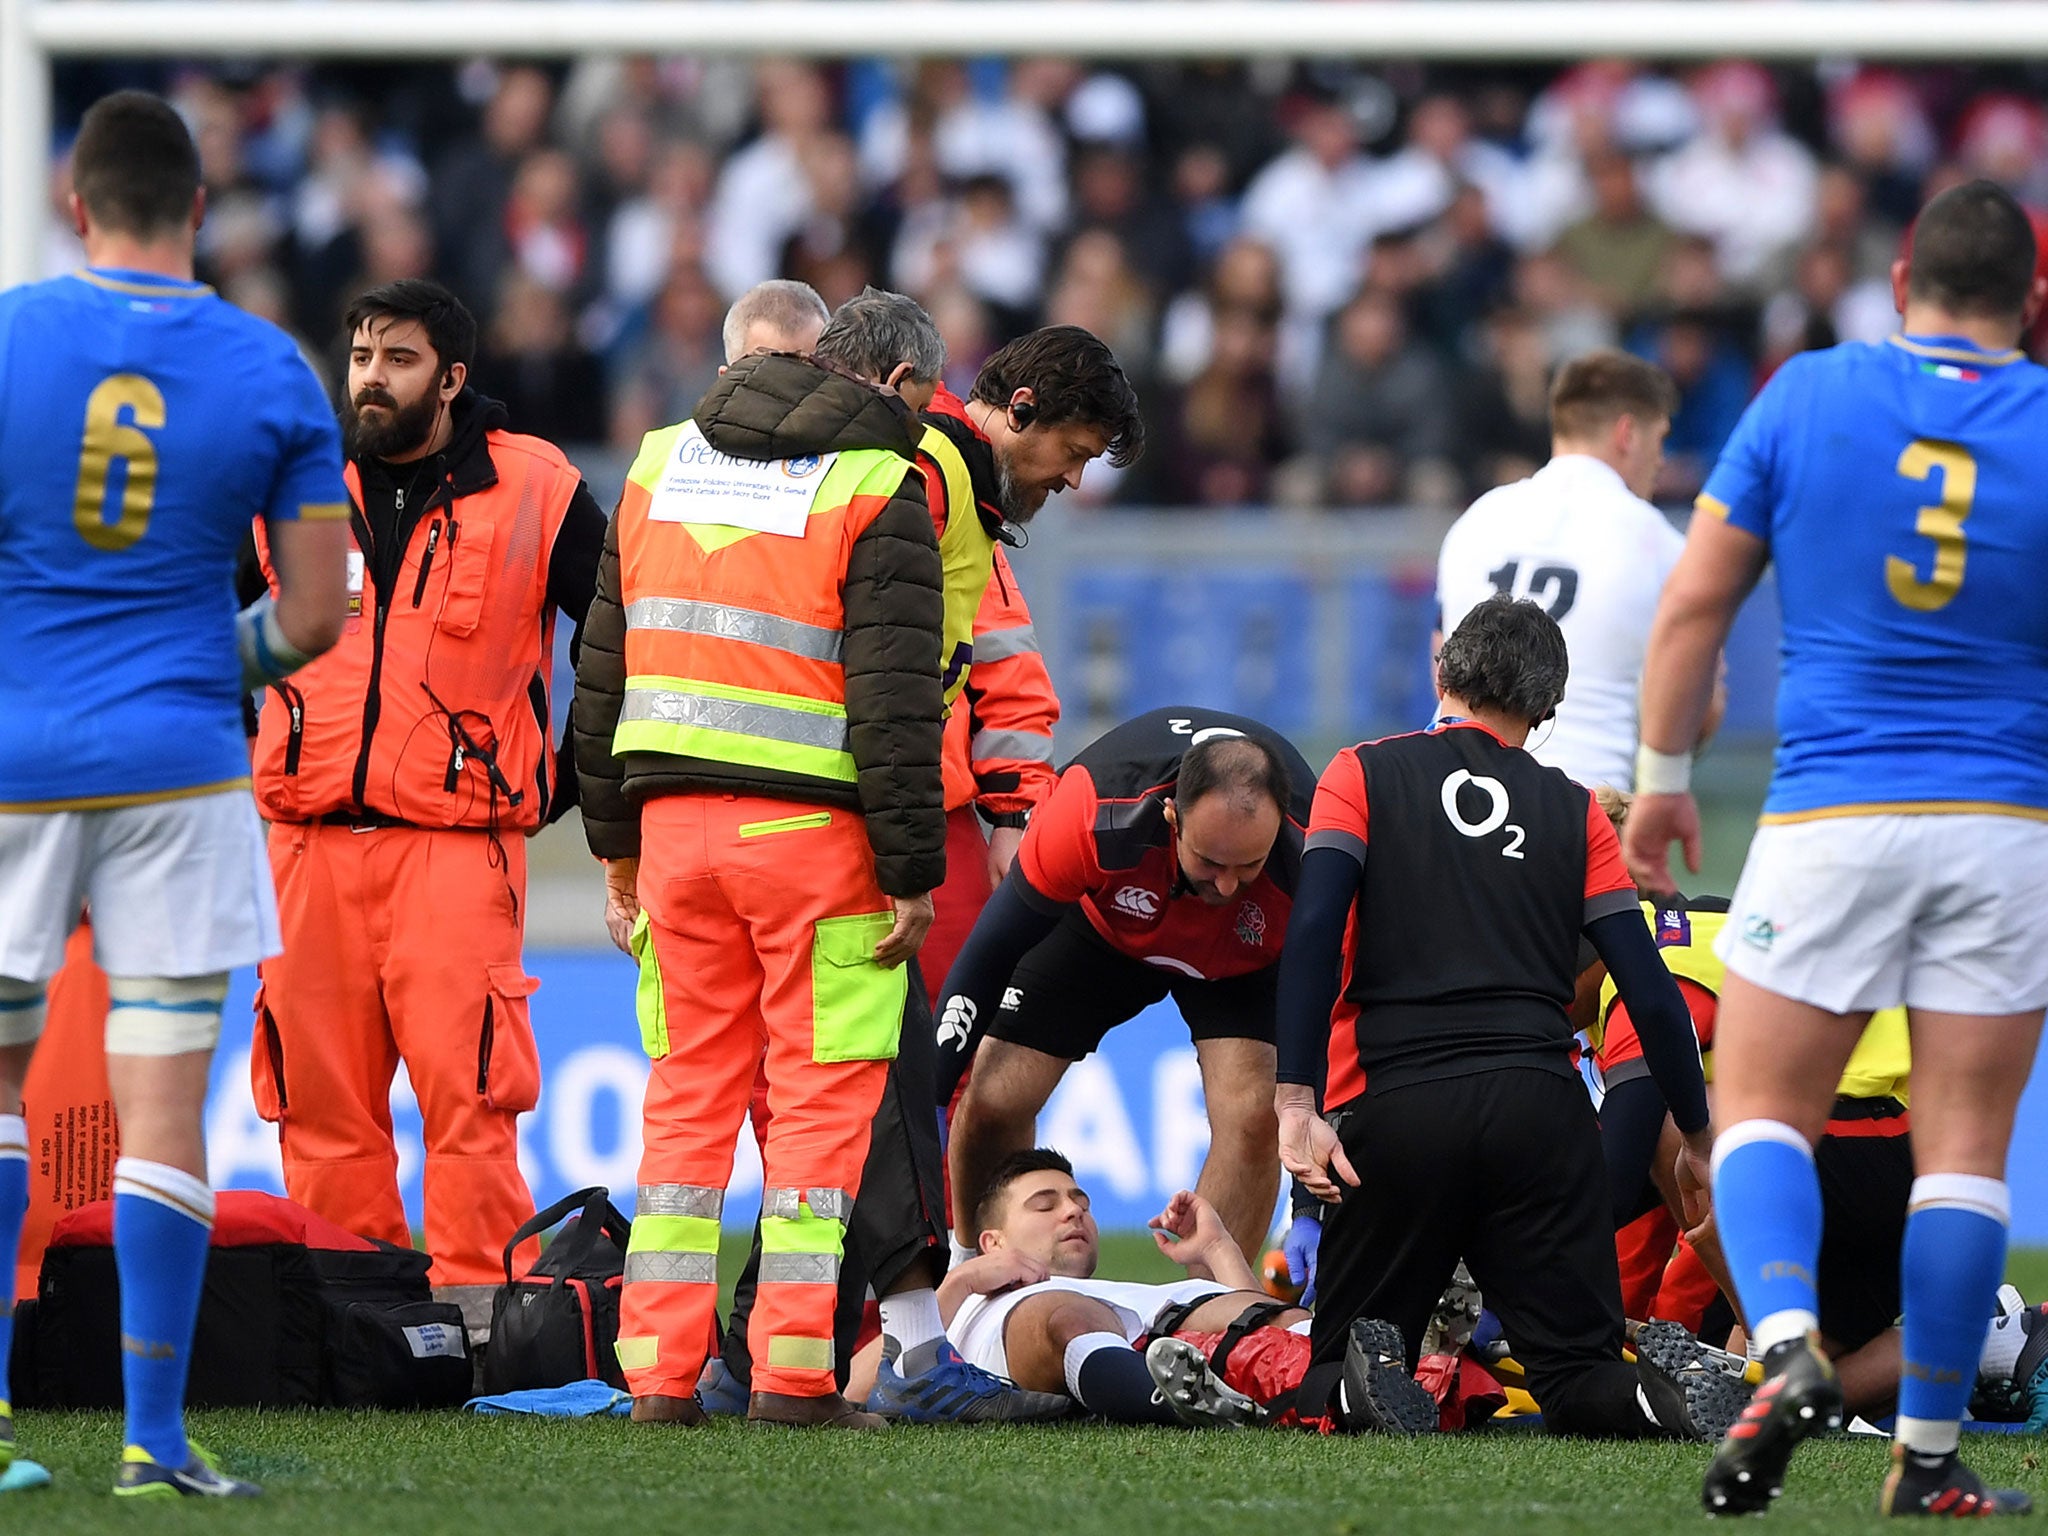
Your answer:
[0,978,47,1048]
[105,973,228,1057]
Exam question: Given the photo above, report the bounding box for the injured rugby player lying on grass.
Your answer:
[939,1149,1440,1432]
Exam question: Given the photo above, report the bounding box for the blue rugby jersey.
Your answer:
[1699,334,2048,821]
[0,268,346,808]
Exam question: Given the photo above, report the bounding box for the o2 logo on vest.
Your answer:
[1439,770,1527,861]
[781,455,823,479]
[1110,885,1161,920]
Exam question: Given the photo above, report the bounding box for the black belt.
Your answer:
[314,809,416,830]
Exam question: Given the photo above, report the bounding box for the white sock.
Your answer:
[1981,1287,2028,1379]
[1751,1309,1820,1356]
[1896,1414,1962,1458]
[1287,1318,1313,1336]
[879,1287,944,1354]
[0,1114,26,1158]
[1062,1331,1129,1398]
[949,1234,977,1269]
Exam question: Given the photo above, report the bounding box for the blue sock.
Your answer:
[1066,1331,1179,1425]
[1710,1121,1822,1352]
[1897,1175,2010,1455]
[112,1158,215,1467]
[0,1115,26,1411]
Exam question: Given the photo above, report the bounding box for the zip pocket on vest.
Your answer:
[738,811,834,839]
[411,520,442,608]
[809,912,906,1064]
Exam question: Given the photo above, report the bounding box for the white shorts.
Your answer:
[948,1275,1226,1381]
[0,790,281,983]
[1719,813,2048,1016]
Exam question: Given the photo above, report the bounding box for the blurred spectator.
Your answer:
[476,272,608,443]
[1649,61,1817,287]
[1827,69,1936,228]
[1240,87,1383,361]
[430,65,553,304]
[1158,236,1284,386]
[1627,308,1752,502]
[704,60,833,298]
[608,263,725,448]
[1300,288,1455,509]
[1553,151,1674,322]
[1954,94,2048,207]
[1412,184,1517,355]
[1511,249,1618,365]
[54,54,2048,506]
[1457,306,1555,495]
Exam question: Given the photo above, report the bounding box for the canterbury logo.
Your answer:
[938,996,976,1048]
[1110,885,1160,919]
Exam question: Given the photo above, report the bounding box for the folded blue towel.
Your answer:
[467,1380,633,1417]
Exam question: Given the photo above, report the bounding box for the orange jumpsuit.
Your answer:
[248,415,588,1287]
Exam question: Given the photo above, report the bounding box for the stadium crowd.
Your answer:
[38,54,2048,510]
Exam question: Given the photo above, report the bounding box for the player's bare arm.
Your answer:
[1148,1190,1261,1291]
[1626,513,1768,891]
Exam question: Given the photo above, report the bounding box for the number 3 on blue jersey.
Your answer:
[73,372,165,552]
[1888,439,1975,612]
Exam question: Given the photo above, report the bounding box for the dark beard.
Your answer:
[993,453,1046,524]
[344,389,441,461]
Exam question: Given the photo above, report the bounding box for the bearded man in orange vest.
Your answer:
[243,280,608,1327]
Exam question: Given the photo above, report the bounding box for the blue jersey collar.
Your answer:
[1888,333,2025,367]
[76,266,213,299]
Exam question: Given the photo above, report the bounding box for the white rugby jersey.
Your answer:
[1436,454,1686,792]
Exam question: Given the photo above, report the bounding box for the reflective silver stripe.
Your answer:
[971,728,1056,764]
[620,689,849,753]
[638,1183,723,1219]
[972,623,1041,663]
[762,1186,851,1222]
[625,598,842,664]
[760,1253,841,1285]
[624,1251,718,1284]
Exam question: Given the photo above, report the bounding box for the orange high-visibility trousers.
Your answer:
[920,806,999,1013]
[617,793,901,1403]
[252,821,541,1287]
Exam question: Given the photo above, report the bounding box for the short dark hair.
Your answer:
[343,279,478,375]
[71,91,201,240]
[971,1148,1074,1237]
[1176,734,1289,819]
[1437,593,1569,727]
[1908,179,2039,320]
[1548,349,1679,441]
[970,326,1146,468]
[815,287,946,385]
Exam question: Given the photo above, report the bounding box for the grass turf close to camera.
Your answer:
[13,1242,2047,1534]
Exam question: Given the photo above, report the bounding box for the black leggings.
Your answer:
[1310,1066,1664,1438]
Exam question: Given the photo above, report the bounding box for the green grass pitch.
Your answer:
[11,1237,2048,1531]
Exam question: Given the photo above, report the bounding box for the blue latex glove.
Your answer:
[1284,1213,1321,1305]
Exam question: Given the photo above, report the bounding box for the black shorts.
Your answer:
[986,912,1277,1059]
[1815,1097,1912,1354]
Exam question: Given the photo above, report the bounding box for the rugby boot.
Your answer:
[696,1357,750,1417]
[1969,1286,2030,1422]
[1144,1337,1268,1429]
[2014,1303,2048,1433]
[749,1390,887,1430]
[1633,1320,1754,1442]
[1337,1318,1440,1435]
[867,1340,1072,1424]
[629,1393,706,1426]
[1880,1444,2034,1517]
[1702,1335,1843,1515]
[113,1444,261,1499]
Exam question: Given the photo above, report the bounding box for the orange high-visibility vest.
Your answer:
[611,421,915,785]
[250,432,579,832]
